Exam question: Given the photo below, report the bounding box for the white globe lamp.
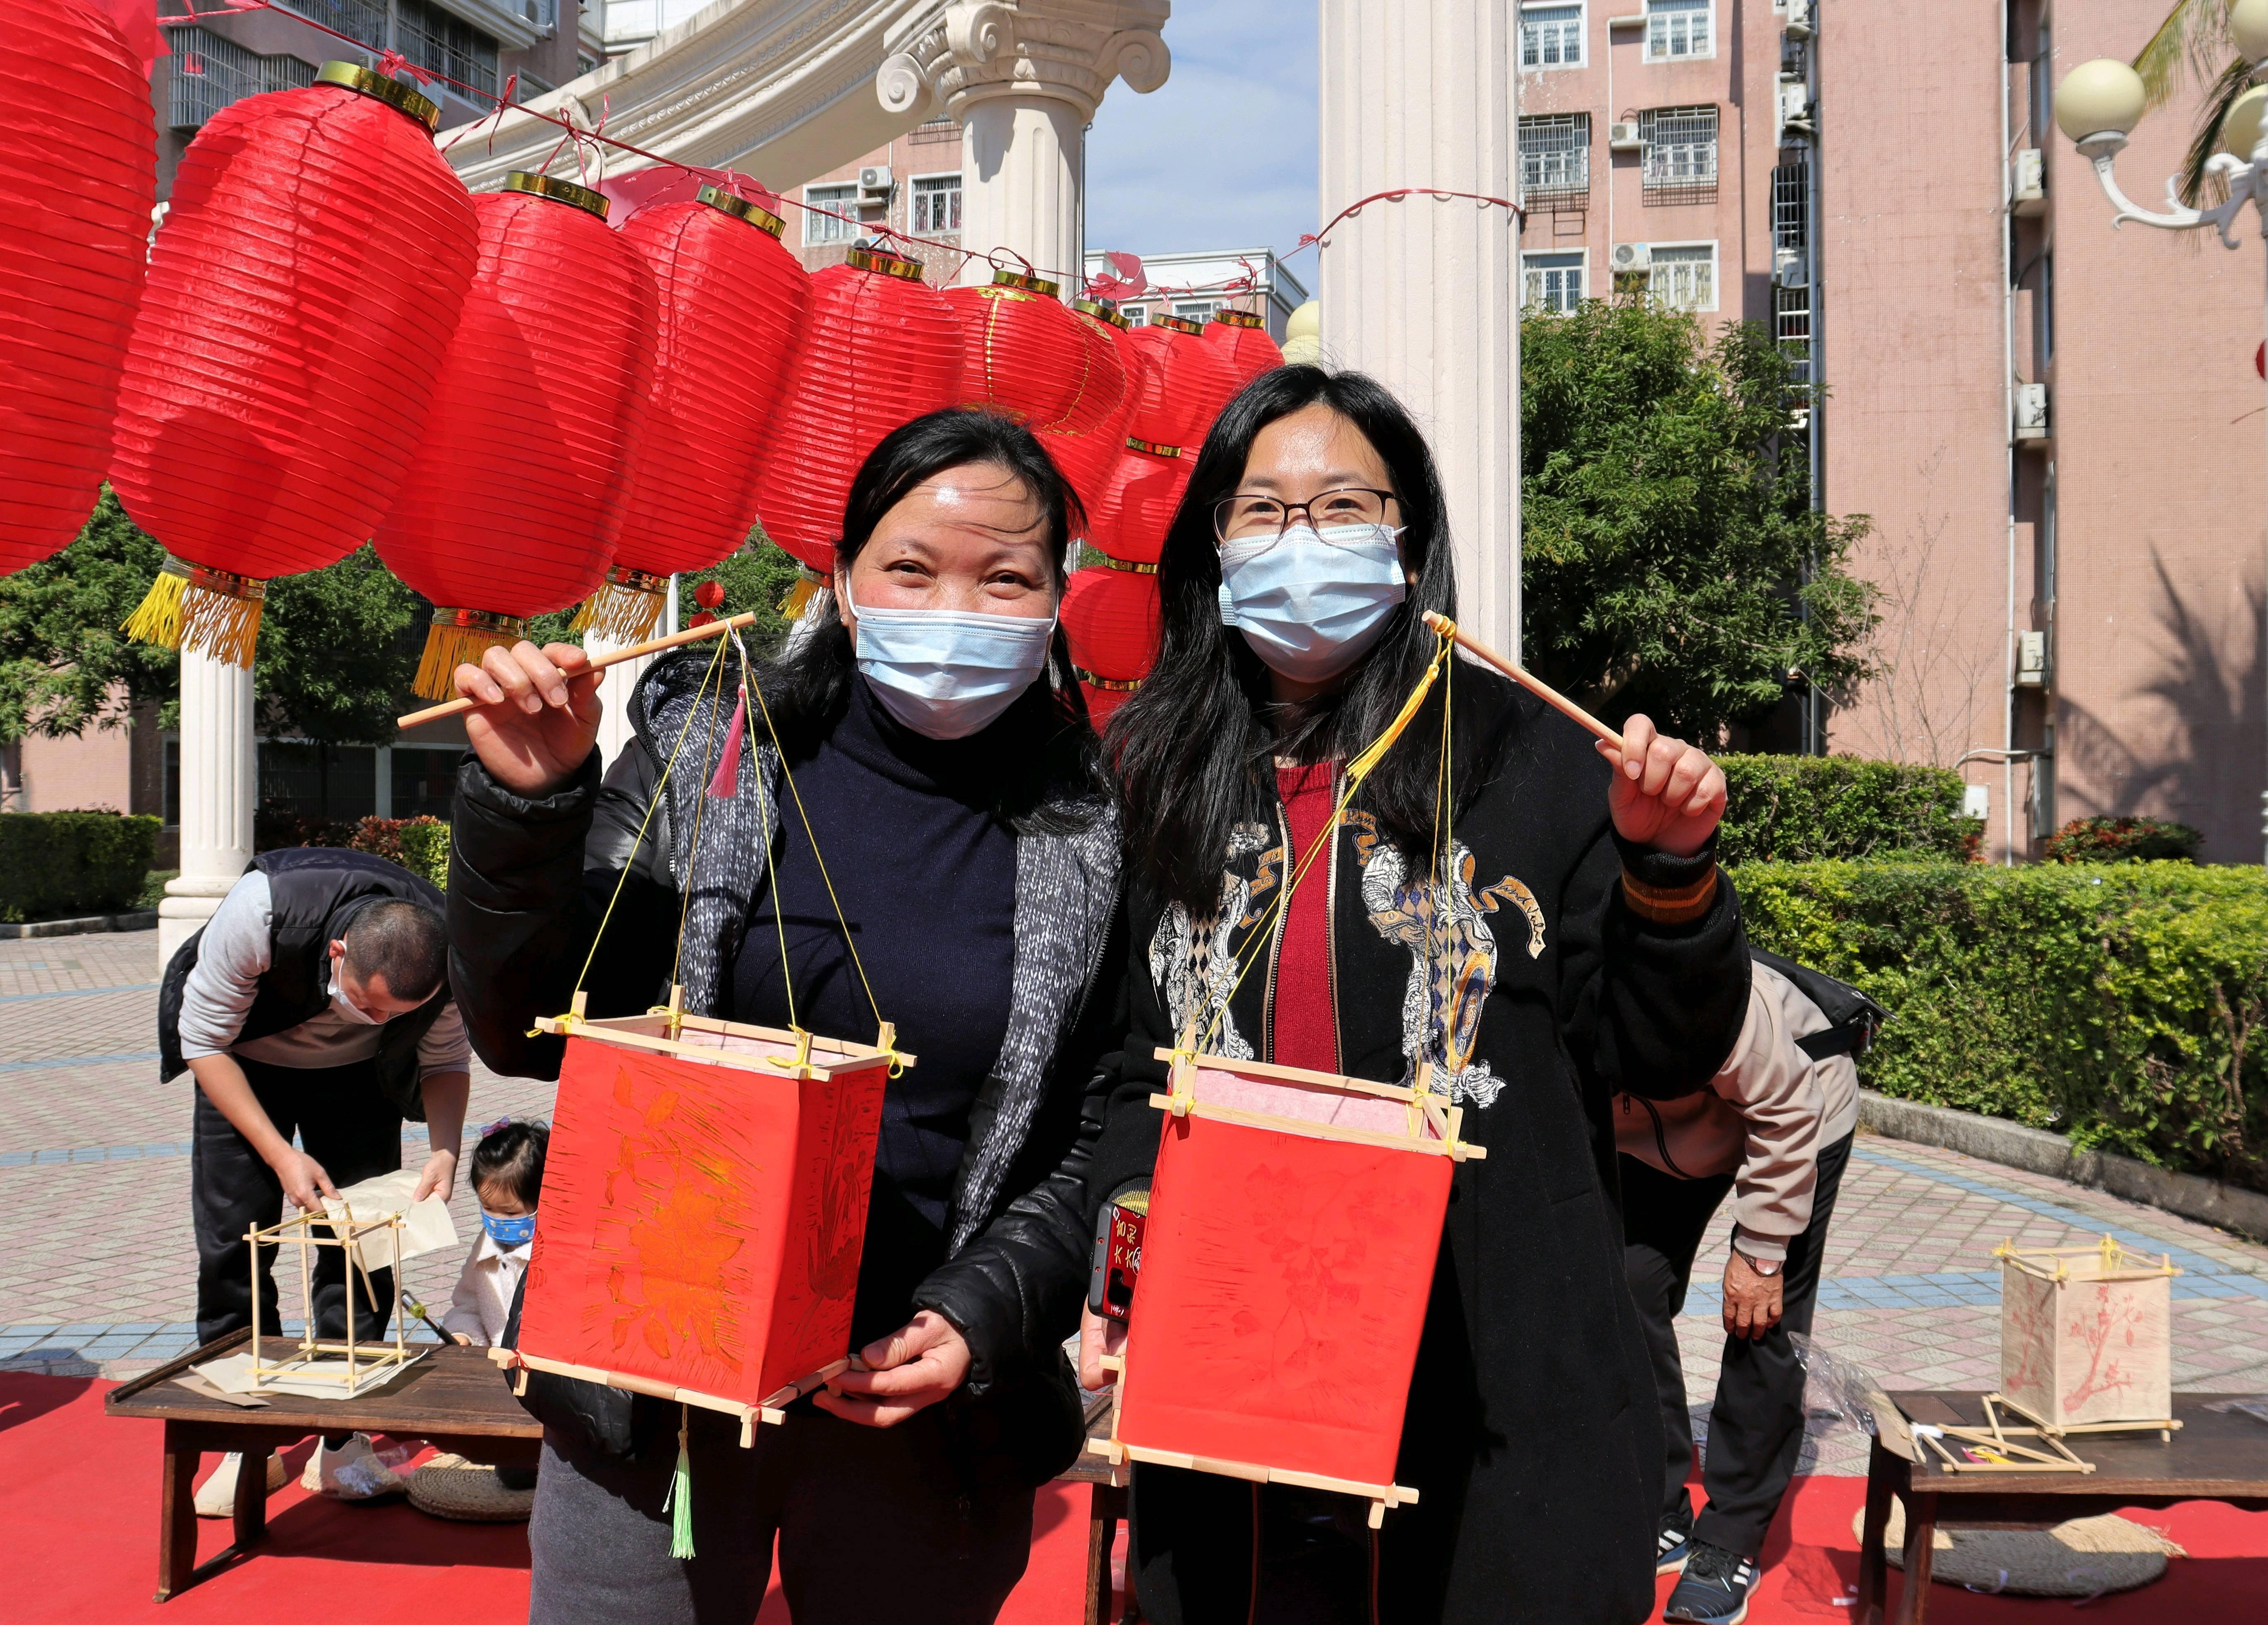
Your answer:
[2053,58,2148,148]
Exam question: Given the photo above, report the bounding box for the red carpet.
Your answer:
[7,1373,2262,1622]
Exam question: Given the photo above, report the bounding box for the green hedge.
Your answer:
[0,811,163,922]
[1736,860,2268,1193]
[257,813,448,891]
[1716,755,1981,865]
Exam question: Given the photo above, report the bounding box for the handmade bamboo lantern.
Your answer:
[244,1206,415,1395]
[1995,1236,2179,1435]
[1092,1047,1484,1527]
[498,1000,905,1442]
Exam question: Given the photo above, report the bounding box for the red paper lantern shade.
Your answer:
[0,0,156,576]
[1087,448,1192,567]
[114,63,479,666]
[1086,314,1244,562]
[1063,559,1160,721]
[1206,308,1284,382]
[1036,298,1143,529]
[375,173,658,699]
[580,184,811,643]
[752,246,963,588]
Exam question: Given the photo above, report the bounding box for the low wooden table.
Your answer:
[105,1329,541,1602]
[1858,1390,2268,1624]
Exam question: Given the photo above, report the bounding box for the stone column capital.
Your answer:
[877,0,1172,124]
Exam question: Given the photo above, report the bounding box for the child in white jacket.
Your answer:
[442,1119,546,1347]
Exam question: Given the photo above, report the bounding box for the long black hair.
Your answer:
[649,408,1103,829]
[1107,366,1457,914]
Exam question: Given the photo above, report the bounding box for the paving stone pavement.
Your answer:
[5,930,2266,1480]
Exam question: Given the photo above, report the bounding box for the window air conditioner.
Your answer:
[2011,148,2045,215]
[1610,242,1652,275]
[2014,382,2050,440]
[1608,122,1642,151]
[2014,630,2049,687]
[1772,246,1808,287]
[1777,81,1815,139]
[858,165,892,199]
[1784,0,1814,41]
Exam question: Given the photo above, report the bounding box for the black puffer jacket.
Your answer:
[448,654,1126,1483]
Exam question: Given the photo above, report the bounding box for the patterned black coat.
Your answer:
[1084,663,1750,1625]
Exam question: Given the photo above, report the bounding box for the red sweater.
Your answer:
[1271,761,1340,1075]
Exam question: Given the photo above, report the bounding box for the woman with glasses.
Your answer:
[1075,367,1750,1624]
[443,410,1124,1624]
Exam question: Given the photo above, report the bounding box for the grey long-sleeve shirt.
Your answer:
[176,870,469,1075]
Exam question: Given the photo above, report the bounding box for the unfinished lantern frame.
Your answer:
[244,1205,416,1395]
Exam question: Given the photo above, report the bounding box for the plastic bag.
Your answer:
[1790,1331,1884,1438]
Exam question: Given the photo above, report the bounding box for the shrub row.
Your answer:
[1714,754,1980,865]
[1736,859,2268,1194]
[0,811,162,922]
[257,812,448,891]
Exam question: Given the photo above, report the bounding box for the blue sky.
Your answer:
[1084,0,1319,265]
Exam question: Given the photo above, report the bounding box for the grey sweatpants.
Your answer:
[527,1401,1034,1625]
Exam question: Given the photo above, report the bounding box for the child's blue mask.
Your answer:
[481,1209,537,1248]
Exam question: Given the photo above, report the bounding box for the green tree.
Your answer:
[259,544,418,743]
[0,489,178,740]
[1520,299,1877,742]
[674,526,806,656]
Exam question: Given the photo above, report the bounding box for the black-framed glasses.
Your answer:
[1211,487,1398,545]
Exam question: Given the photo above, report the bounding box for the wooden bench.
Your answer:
[105,1329,541,1602]
[1859,1390,2268,1623]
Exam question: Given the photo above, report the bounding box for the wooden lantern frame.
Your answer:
[1990,1234,2182,1444]
[244,1206,415,1395]
[488,991,911,1448]
[1086,1047,1486,1528]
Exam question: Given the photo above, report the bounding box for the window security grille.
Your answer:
[1519,114,1591,206]
[1648,244,1715,311]
[1520,4,1583,68]
[1647,0,1712,60]
[804,184,858,244]
[1640,105,1718,204]
[395,0,500,98]
[911,174,962,235]
[1523,252,1586,314]
[1174,300,1221,323]
[1772,155,1810,251]
[167,28,314,131]
[1774,283,1812,386]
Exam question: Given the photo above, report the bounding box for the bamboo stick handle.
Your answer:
[1422,611,1625,752]
[395,610,760,730]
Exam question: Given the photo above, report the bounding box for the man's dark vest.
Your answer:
[158,849,452,1119]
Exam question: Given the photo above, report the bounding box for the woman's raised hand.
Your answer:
[455,641,604,798]
[1598,713,1727,859]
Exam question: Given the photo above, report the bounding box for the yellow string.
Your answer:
[726,640,800,1037]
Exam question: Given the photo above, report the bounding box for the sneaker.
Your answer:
[1656,1521,1694,1575]
[1663,1539,1757,1625]
[192,1451,287,1518]
[302,1434,408,1500]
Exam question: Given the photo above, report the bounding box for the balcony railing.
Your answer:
[167,27,316,132]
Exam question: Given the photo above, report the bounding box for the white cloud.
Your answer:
[1084,0,1319,265]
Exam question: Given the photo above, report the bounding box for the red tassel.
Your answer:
[707,689,748,799]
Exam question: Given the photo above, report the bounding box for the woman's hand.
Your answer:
[814,1309,971,1428]
[456,641,604,799]
[1077,1304,1126,1390]
[1599,713,1727,859]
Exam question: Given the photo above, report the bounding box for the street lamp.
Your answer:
[2054,1,2268,863]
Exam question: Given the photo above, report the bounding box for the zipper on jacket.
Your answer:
[1639,1094,1692,1179]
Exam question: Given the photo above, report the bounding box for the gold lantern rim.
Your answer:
[992,268,1062,297]
[1154,314,1206,336]
[1124,436,1183,459]
[1097,556,1161,575]
[698,185,787,239]
[1211,310,1265,330]
[846,244,928,282]
[1074,668,1144,691]
[1072,298,1132,330]
[505,171,610,220]
[316,62,441,133]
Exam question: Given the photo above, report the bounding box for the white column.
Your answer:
[958,96,1084,285]
[159,646,256,963]
[1318,0,1522,655]
[587,632,654,771]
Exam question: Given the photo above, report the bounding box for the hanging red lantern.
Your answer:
[375,173,657,699]
[1086,447,1193,566]
[1063,558,1160,723]
[1207,308,1284,383]
[751,245,962,600]
[1035,298,1143,530]
[114,63,479,666]
[1085,313,1242,562]
[0,0,156,575]
[577,184,811,642]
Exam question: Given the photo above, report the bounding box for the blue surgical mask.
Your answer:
[849,595,1056,740]
[1218,522,1408,683]
[481,1209,537,1249]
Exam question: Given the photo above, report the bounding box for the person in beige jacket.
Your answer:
[1615,953,1874,1625]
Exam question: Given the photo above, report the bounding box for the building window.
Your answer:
[1123,305,1149,326]
[1519,2,1583,69]
[166,27,315,131]
[1645,0,1713,60]
[1774,284,1811,386]
[1771,153,1809,251]
[910,172,961,235]
[1647,243,1717,311]
[1174,299,1221,323]
[1519,113,1591,205]
[266,0,390,43]
[1523,251,1586,314]
[803,182,858,245]
[395,0,500,98]
[1640,105,1718,203]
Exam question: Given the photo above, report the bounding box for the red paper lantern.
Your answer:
[0,0,156,574]
[1207,309,1284,383]
[113,63,479,666]
[580,184,811,642]
[1063,558,1160,721]
[1086,447,1192,566]
[752,246,963,587]
[1036,298,1144,531]
[1085,314,1244,562]
[375,173,657,699]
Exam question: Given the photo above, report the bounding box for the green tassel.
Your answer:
[663,1405,695,1559]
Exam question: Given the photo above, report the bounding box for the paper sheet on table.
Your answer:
[193,1348,427,1400]
[323,1168,457,1273]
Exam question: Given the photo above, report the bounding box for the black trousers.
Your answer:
[192,1054,405,1345]
[1620,1130,1853,1560]
[526,1402,1034,1625]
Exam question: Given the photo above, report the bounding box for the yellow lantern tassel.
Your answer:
[777,567,827,619]
[413,610,527,702]
[123,558,266,668]
[571,566,670,644]
[120,568,187,649]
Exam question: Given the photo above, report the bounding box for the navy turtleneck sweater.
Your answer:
[729,675,1020,1346]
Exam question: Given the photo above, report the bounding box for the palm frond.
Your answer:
[2179,54,2258,205]
[2135,0,2234,110]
